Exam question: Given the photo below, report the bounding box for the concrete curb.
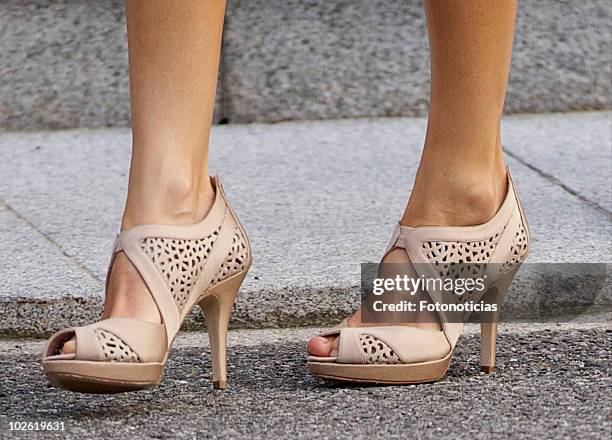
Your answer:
[0,112,610,336]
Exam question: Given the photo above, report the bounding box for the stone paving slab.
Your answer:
[0,205,98,301]
[0,112,610,336]
[502,111,612,212]
[0,321,610,439]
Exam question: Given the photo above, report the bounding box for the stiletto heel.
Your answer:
[480,268,518,373]
[480,320,498,374]
[199,270,248,389]
[308,169,530,384]
[42,177,252,393]
[480,289,502,373]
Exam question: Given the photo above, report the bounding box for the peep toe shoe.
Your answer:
[308,170,530,383]
[43,177,251,393]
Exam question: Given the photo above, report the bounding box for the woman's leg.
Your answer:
[402,0,515,228]
[308,0,518,356]
[63,0,226,353]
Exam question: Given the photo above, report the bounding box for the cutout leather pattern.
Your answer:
[96,329,140,363]
[422,230,503,279]
[211,227,248,286]
[502,223,529,272]
[359,334,401,364]
[141,227,220,310]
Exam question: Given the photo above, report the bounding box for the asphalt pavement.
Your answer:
[0,320,610,439]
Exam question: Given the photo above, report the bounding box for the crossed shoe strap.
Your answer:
[106,178,238,350]
[44,176,243,363]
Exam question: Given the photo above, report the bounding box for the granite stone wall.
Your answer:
[1,0,610,130]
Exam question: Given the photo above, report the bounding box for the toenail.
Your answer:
[314,336,329,345]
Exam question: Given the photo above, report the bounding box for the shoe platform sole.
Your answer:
[307,351,452,384]
[43,360,164,393]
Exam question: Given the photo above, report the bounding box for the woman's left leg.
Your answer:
[308,0,518,357]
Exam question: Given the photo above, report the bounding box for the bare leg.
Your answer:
[402,0,514,228]
[308,0,517,356]
[62,0,226,353]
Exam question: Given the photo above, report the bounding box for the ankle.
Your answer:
[122,173,215,230]
[402,163,507,227]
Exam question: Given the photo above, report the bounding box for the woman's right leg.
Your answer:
[62,0,226,353]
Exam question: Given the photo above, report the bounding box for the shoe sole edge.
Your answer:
[43,360,164,393]
[307,352,452,384]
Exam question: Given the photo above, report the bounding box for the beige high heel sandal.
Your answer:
[308,169,530,383]
[42,177,252,393]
